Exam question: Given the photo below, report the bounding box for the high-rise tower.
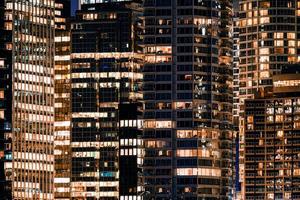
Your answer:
[54,0,72,199]
[0,0,69,199]
[233,1,241,198]
[141,0,234,199]
[244,65,300,200]
[238,1,300,196]
[0,0,13,198]
[7,0,56,199]
[70,1,143,199]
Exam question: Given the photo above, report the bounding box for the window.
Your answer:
[0,91,4,99]
[0,60,4,68]
[176,168,221,177]
[259,48,269,54]
[0,111,4,119]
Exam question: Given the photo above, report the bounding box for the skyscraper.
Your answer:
[238,0,300,196]
[2,0,56,199]
[232,1,241,198]
[244,65,300,200]
[141,0,234,199]
[0,0,70,199]
[70,0,142,199]
[54,0,72,199]
[0,0,12,198]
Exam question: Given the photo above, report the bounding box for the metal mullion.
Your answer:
[37,1,43,197]
[23,9,28,197]
[41,2,46,197]
[41,1,46,197]
[28,1,34,197]
[264,100,267,200]
[18,0,25,197]
[37,1,42,197]
[171,1,176,198]
[12,0,18,197]
[32,3,37,196]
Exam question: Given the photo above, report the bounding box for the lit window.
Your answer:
[247,116,253,123]
[259,48,269,54]
[0,111,4,119]
[259,63,269,70]
[0,91,4,99]
[176,168,221,177]
[288,33,296,39]
[288,48,295,54]
[277,130,284,138]
[288,40,296,47]
[0,60,4,68]
[260,1,270,8]
[260,32,267,39]
[275,40,284,46]
[275,115,283,122]
[259,71,269,78]
[275,32,284,39]
[259,9,268,16]
[155,121,172,128]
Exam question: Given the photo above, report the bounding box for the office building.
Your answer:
[238,0,300,196]
[0,0,74,199]
[233,4,240,127]
[232,1,241,197]
[54,0,72,199]
[232,1,241,199]
[141,0,234,199]
[0,0,12,198]
[244,65,300,200]
[70,0,142,199]
[239,0,299,108]
[0,0,56,199]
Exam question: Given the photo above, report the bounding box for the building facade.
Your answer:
[70,1,142,199]
[233,1,241,197]
[233,4,240,128]
[238,0,300,196]
[141,0,234,199]
[0,0,12,198]
[244,65,300,200]
[0,0,69,199]
[54,0,72,199]
[9,0,56,199]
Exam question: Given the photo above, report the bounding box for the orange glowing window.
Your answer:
[260,1,270,8]
[0,91,4,99]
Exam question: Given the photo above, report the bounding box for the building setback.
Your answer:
[244,65,300,200]
[70,0,143,199]
[141,0,234,199]
[238,1,300,196]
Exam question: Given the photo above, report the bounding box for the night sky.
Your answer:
[71,0,78,16]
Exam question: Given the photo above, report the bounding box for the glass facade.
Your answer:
[5,0,300,199]
[80,0,132,5]
[239,0,299,101]
[71,1,142,199]
[244,65,300,200]
[238,1,300,197]
[0,0,13,198]
[233,3,241,198]
[141,0,234,199]
[11,0,56,199]
[54,0,71,199]
[245,97,300,200]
